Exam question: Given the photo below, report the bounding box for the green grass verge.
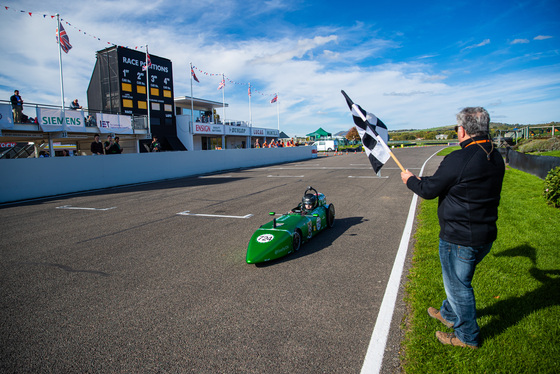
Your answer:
[528,150,560,157]
[402,167,560,373]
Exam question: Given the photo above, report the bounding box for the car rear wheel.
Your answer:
[326,204,335,228]
[293,230,302,251]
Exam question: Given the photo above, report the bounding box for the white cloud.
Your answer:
[1,1,558,138]
[462,39,491,51]
[511,39,530,44]
[534,35,553,40]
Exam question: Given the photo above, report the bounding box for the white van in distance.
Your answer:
[313,140,338,152]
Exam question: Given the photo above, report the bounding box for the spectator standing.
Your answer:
[113,136,123,154]
[150,136,161,152]
[90,134,103,155]
[104,135,114,154]
[10,90,23,123]
[400,107,505,349]
[254,139,260,148]
[70,99,82,110]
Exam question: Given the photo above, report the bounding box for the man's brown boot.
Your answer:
[436,331,478,349]
[427,307,454,329]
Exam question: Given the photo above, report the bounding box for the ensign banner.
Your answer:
[194,123,224,135]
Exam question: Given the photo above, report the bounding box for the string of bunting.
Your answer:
[1,4,146,50]
[192,65,277,100]
[2,5,278,99]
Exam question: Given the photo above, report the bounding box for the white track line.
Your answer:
[361,148,440,373]
[348,176,389,179]
[177,211,253,219]
[267,175,305,178]
[56,205,116,211]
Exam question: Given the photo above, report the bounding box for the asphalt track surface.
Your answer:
[0,146,445,373]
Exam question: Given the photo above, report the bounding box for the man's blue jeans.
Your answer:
[438,239,492,346]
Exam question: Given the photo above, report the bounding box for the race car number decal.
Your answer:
[316,217,321,230]
[307,221,313,238]
[257,234,274,243]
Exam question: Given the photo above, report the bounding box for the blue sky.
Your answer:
[0,0,558,136]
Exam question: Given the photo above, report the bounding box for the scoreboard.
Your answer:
[88,46,185,150]
[117,47,174,125]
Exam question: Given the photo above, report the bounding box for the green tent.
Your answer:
[306,127,332,140]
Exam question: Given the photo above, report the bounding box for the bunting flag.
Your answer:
[217,78,225,90]
[142,53,151,71]
[270,94,278,103]
[191,65,276,99]
[191,68,199,83]
[341,90,390,173]
[56,23,72,53]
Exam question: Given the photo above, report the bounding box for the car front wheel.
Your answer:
[326,204,335,228]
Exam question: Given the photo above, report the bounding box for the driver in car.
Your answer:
[301,193,317,214]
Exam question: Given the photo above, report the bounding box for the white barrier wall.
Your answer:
[0,147,317,203]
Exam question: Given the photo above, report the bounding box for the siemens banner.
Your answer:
[38,108,85,132]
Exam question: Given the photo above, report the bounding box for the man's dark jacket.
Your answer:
[406,136,505,246]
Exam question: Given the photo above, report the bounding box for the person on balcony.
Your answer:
[10,90,23,123]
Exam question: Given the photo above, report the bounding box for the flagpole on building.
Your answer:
[248,82,252,126]
[190,63,194,133]
[145,44,151,137]
[54,13,66,158]
[222,73,226,125]
[276,91,280,130]
[56,14,65,112]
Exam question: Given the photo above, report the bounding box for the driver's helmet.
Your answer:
[302,193,317,211]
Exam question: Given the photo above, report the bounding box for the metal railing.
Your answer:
[0,100,147,130]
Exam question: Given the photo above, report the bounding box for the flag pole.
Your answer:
[352,103,405,172]
[222,73,226,124]
[276,91,280,130]
[190,62,194,133]
[145,44,151,137]
[56,14,65,112]
[248,82,252,126]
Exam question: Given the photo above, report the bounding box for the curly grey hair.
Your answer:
[456,107,490,137]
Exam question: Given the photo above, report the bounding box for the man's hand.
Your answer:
[401,169,416,184]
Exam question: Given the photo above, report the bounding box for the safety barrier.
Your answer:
[499,147,560,179]
[0,146,316,203]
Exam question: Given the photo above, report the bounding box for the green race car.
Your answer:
[246,186,335,264]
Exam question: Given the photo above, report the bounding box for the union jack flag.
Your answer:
[56,24,72,53]
[142,53,152,71]
[217,79,225,90]
[191,68,199,83]
[270,94,278,103]
[248,86,251,97]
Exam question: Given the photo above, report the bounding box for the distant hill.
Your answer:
[334,130,347,137]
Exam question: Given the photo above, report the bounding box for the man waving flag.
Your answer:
[341,90,404,173]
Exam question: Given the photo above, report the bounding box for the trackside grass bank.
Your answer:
[402,154,560,372]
